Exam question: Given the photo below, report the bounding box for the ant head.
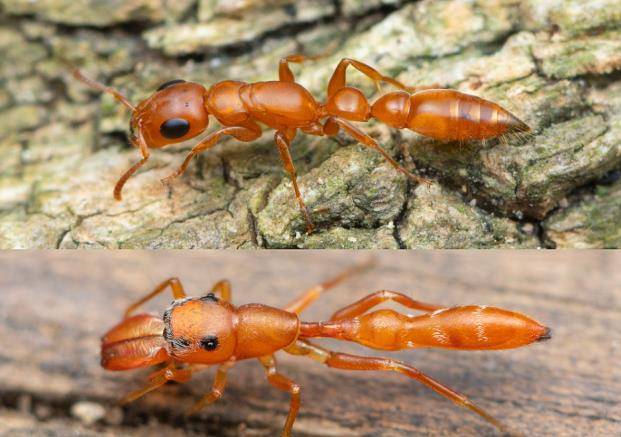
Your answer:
[162,294,236,364]
[132,79,210,148]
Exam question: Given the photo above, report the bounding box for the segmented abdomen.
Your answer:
[338,306,549,351]
[407,89,529,141]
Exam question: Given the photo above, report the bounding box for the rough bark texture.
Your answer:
[0,251,619,436]
[0,0,620,248]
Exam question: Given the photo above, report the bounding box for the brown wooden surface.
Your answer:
[0,252,619,436]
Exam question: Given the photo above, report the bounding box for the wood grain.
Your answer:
[0,252,619,436]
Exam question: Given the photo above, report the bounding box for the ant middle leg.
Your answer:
[330,290,444,321]
[124,277,187,318]
[324,116,432,186]
[283,258,375,314]
[274,130,314,234]
[161,122,261,184]
[258,355,301,437]
[286,340,508,434]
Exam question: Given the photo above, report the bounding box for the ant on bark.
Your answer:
[101,262,550,435]
[75,56,530,233]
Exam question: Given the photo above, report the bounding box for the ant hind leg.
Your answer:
[323,117,432,186]
[283,258,375,314]
[326,58,440,97]
[329,290,444,321]
[286,340,508,434]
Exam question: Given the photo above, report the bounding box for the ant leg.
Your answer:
[324,116,432,186]
[330,290,443,321]
[161,122,261,184]
[278,53,331,82]
[72,69,136,111]
[114,131,150,201]
[209,280,232,302]
[286,340,508,434]
[301,121,325,136]
[124,277,186,318]
[283,258,375,314]
[326,58,439,97]
[187,360,235,415]
[258,355,301,437]
[118,362,192,405]
[274,130,314,234]
[279,54,307,82]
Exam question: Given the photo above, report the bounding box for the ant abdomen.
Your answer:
[321,305,550,352]
[409,89,530,141]
[371,89,529,141]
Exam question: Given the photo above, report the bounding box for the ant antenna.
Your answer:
[72,68,136,112]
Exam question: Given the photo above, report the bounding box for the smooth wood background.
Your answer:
[0,252,619,436]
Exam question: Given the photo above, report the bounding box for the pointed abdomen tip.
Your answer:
[537,327,552,342]
[508,114,531,133]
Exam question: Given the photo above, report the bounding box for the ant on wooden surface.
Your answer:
[101,262,550,435]
[74,56,529,233]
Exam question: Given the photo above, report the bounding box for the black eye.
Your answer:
[157,79,186,91]
[160,118,190,139]
[200,335,218,351]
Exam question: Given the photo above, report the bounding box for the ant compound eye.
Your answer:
[157,79,186,91]
[200,335,219,351]
[160,118,190,139]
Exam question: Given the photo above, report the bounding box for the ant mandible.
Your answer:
[74,56,530,233]
[101,262,550,435]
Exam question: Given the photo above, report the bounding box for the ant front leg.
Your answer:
[187,360,235,415]
[287,340,508,435]
[324,117,432,186]
[330,290,444,321]
[118,362,192,405]
[274,130,314,234]
[114,129,150,201]
[124,277,187,318]
[258,355,301,437]
[283,258,375,314]
[161,122,261,185]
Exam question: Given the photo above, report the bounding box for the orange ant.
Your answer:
[101,262,550,435]
[74,56,530,233]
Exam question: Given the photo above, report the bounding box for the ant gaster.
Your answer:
[75,56,530,233]
[101,262,550,436]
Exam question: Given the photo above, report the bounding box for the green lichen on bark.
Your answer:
[0,0,619,248]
